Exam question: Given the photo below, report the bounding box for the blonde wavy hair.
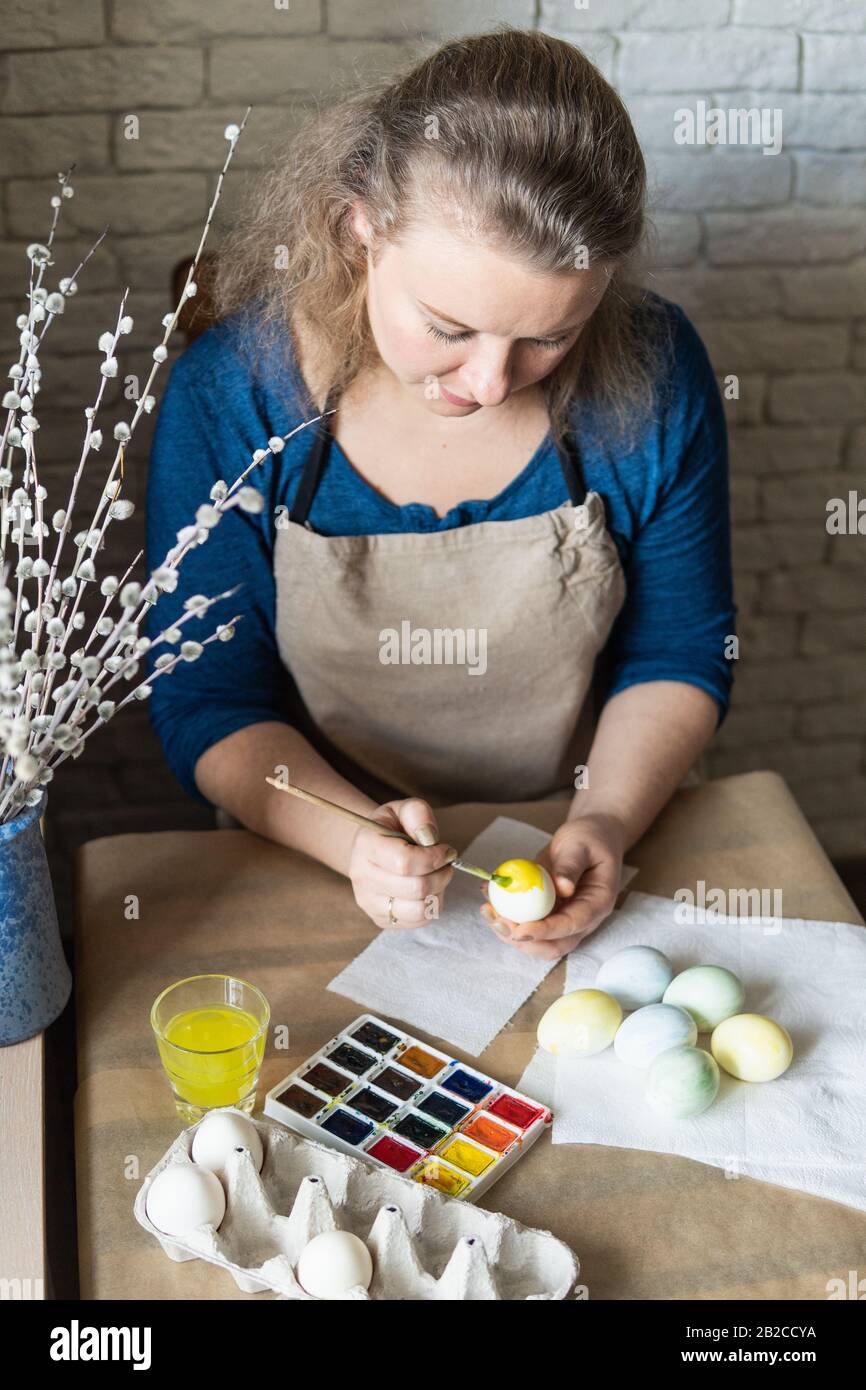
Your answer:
[213,25,673,449]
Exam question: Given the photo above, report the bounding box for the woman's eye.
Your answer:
[531,335,569,351]
[426,323,472,345]
[425,323,568,351]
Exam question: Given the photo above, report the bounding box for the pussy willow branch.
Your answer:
[19,108,252,683]
[50,109,255,670]
[30,296,131,733]
[85,104,254,538]
[0,183,107,792]
[0,165,68,475]
[0,216,111,768]
[0,107,340,821]
[38,587,243,766]
[42,614,245,785]
[22,115,253,754]
[0,221,109,505]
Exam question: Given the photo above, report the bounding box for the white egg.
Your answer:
[296,1230,373,1299]
[614,1003,697,1068]
[487,859,556,924]
[597,945,674,1009]
[145,1163,226,1237]
[191,1109,264,1178]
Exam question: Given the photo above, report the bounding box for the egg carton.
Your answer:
[134,1110,579,1300]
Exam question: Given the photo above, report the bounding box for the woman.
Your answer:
[145,29,734,961]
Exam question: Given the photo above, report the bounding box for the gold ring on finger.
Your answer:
[387,895,398,924]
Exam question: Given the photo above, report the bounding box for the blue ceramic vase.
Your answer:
[0,791,71,1046]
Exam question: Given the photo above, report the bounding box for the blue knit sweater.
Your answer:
[145,296,735,805]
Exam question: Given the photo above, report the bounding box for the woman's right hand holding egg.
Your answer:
[348,797,457,931]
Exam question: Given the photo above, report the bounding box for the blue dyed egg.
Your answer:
[614,1003,698,1068]
[596,945,674,1009]
[645,1045,720,1118]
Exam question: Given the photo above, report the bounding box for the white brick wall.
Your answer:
[0,1,864,858]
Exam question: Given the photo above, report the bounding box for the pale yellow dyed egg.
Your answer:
[710,1013,793,1082]
[537,988,622,1056]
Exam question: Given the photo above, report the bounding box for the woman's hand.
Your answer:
[348,797,457,930]
[480,813,625,960]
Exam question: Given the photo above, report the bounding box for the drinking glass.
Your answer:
[151,973,270,1122]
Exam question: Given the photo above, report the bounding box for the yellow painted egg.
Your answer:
[537,988,622,1056]
[487,858,556,924]
[710,1013,793,1082]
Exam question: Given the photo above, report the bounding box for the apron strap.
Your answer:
[288,388,339,528]
[554,431,587,506]
[289,389,587,525]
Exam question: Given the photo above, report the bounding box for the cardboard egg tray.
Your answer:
[134,1111,579,1300]
[264,1013,552,1201]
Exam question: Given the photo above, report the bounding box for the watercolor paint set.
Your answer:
[264,1013,552,1201]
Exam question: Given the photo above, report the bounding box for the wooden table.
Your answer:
[72,772,865,1299]
[0,811,51,1300]
[0,1034,46,1298]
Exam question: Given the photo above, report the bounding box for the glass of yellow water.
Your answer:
[151,974,270,1122]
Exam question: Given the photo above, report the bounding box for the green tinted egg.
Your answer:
[645,1045,720,1118]
[663,965,745,1032]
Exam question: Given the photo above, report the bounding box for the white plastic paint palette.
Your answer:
[264,1013,552,1201]
[134,1113,579,1299]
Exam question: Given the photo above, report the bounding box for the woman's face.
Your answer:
[351,205,611,416]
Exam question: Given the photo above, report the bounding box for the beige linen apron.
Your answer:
[269,395,627,811]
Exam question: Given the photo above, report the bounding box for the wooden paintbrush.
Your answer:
[264,777,512,886]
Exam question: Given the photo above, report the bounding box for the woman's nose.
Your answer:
[461,347,514,406]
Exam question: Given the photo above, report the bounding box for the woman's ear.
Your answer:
[349,201,372,246]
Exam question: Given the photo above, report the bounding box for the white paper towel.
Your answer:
[328,816,638,1057]
[519,891,866,1213]
[515,1040,557,1110]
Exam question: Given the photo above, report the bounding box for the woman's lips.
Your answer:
[440,384,477,406]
